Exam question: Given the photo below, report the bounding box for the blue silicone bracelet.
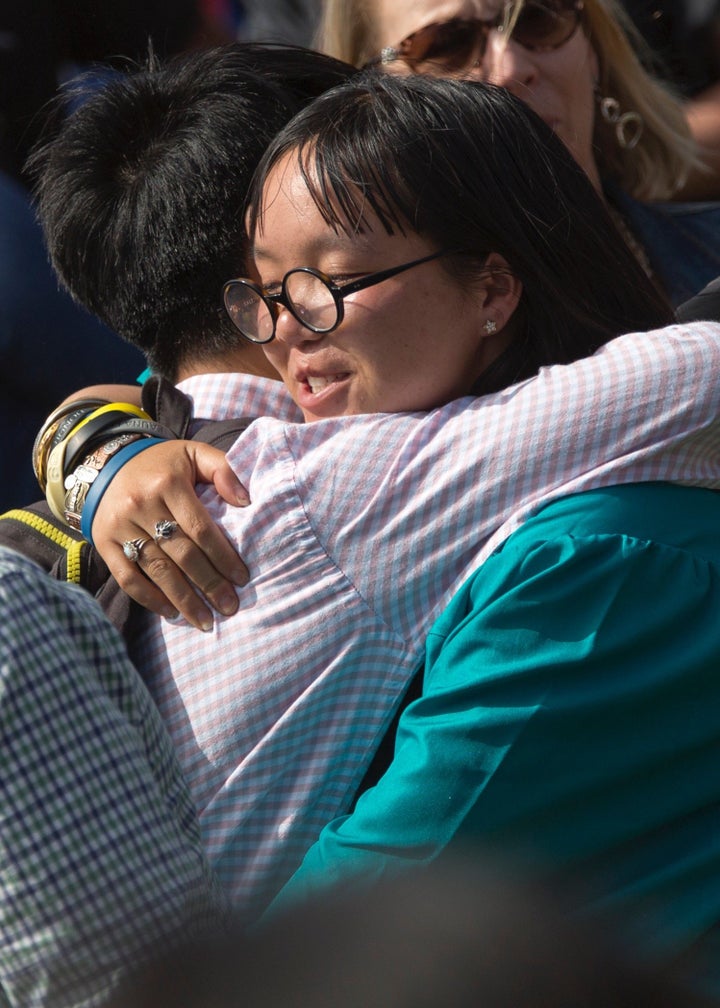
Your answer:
[80,437,165,544]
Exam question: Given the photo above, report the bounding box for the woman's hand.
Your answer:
[92,440,250,630]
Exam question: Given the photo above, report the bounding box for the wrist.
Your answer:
[63,434,146,531]
[80,438,166,545]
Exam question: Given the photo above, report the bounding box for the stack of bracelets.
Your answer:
[32,399,176,545]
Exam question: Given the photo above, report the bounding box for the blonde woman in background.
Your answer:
[316,0,720,305]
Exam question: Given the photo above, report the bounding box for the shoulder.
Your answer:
[618,191,720,244]
[502,483,720,555]
[609,188,720,304]
[431,484,720,640]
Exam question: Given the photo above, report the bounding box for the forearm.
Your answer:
[59,383,142,408]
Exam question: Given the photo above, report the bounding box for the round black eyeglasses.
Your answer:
[223,249,453,345]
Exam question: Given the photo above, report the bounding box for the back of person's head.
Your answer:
[246,72,675,395]
[109,856,708,1007]
[29,43,356,380]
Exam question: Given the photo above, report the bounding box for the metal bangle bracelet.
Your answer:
[32,397,109,481]
[79,437,166,545]
[61,410,148,480]
[63,417,179,479]
[45,438,73,523]
[32,418,63,491]
[63,434,144,530]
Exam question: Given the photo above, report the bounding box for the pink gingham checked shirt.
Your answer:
[137,322,720,920]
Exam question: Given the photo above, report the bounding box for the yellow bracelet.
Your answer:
[68,401,151,437]
[40,401,152,496]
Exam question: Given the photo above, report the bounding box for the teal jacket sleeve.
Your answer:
[270,486,720,983]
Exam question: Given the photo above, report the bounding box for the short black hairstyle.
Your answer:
[29,44,356,380]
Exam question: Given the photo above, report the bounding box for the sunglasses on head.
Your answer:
[366,0,584,73]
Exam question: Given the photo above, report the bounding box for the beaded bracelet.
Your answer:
[80,438,166,545]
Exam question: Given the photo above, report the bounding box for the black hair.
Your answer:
[28,43,357,380]
[247,73,675,395]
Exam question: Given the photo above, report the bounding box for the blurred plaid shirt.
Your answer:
[0,549,221,1008]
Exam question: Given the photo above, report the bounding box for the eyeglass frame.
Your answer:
[222,249,455,345]
[365,0,585,70]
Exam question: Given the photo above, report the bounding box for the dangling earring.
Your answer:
[596,90,644,150]
[484,319,497,335]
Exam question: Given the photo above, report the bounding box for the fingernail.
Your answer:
[197,614,214,633]
[232,565,249,586]
[161,607,180,621]
[217,591,238,616]
[235,492,250,506]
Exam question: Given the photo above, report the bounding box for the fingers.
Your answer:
[112,547,182,621]
[190,442,249,505]
[110,533,234,632]
[109,516,248,631]
[140,519,247,630]
[89,440,251,630]
[164,499,249,589]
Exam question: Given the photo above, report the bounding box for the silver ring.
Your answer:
[153,519,178,543]
[122,537,150,562]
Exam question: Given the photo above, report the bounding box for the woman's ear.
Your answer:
[478,252,523,336]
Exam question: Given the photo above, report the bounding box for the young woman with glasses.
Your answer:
[63,73,720,993]
[316,0,720,306]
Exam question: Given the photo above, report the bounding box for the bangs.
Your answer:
[246,83,428,242]
[295,141,411,238]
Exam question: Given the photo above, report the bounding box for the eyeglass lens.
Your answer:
[225,271,340,343]
[402,0,580,72]
[284,271,339,331]
[225,285,276,343]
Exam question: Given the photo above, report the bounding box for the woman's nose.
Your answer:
[477,34,538,92]
[273,305,325,348]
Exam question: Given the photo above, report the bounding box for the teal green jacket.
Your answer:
[274,483,720,994]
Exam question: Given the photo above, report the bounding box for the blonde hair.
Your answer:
[314,0,701,200]
[314,0,379,67]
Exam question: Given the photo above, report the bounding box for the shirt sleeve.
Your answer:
[270,487,720,963]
